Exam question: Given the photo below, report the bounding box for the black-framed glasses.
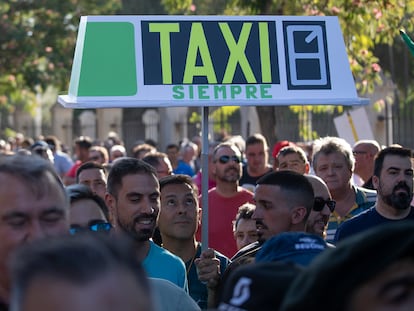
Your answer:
[216,155,242,164]
[313,197,336,212]
[69,222,112,235]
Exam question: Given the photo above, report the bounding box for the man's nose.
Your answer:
[142,198,156,214]
[25,221,46,242]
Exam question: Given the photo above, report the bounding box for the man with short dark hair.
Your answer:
[76,162,107,201]
[232,203,258,251]
[64,136,93,185]
[158,174,230,309]
[0,154,70,310]
[239,134,272,192]
[105,157,188,290]
[281,222,414,311]
[335,146,414,242]
[227,171,314,262]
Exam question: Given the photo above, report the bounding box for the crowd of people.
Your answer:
[0,131,413,310]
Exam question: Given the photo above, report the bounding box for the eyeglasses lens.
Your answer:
[313,198,336,212]
[218,155,241,164]
[69,222,112,235]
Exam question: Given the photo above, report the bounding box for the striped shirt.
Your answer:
[326,185,377,243]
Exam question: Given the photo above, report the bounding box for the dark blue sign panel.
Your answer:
[141,21,280,85]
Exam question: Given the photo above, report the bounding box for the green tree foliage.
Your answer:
[0,0,121,114]
[162,0,414,143]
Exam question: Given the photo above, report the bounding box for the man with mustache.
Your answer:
[105,158,188,290]
[334,146,414,243]
[199,142,254,258]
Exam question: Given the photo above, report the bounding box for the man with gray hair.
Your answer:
[312,136,376,242]
[0,154,70,310]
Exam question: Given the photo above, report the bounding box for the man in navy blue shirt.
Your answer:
[334,146,414,243]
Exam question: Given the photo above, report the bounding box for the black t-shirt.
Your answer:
[334,206,414,243]
[239,166,272,190]
[0,301,8,311]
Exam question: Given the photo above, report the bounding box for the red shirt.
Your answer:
[198,187,254,258]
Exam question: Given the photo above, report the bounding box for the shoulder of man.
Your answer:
[354,185,377,204]
[334,206,378,243]
[149,278,201,311]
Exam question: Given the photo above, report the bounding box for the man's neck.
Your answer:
[247,165,269,177]
[376,200,412,219]
[134,239,151,262]
[215,181,239,197]
[161,237,197,262]
[357,168,372,183]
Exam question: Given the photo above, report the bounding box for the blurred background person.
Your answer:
[233,203,258,251]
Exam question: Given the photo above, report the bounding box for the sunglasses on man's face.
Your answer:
[216,155,242,164]
[69,222,112,235]
[313,197,336,212]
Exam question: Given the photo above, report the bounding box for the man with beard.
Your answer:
[105,158,188,290]
[334,146,414,243]
[199,142,254,258]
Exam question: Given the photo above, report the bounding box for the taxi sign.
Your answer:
[58,15,368,108]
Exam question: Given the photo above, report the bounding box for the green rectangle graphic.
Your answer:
[78,22,137,96]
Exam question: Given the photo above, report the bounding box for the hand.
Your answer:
[194,248,221,289]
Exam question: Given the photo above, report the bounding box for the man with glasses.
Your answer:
[239,134,273,192]
[352,139,381,189]
[276,145,310,175]
[200,142,254,258]
[88,146,109,165]
[334,146,414,243]
[305,175,335,240]
[158,174,230,309]
[142,152,173,180]
[66,184,112,235]
[217,170,315,302]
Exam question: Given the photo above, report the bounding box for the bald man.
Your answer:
[353,140,381,189]
[305,175,336,239]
